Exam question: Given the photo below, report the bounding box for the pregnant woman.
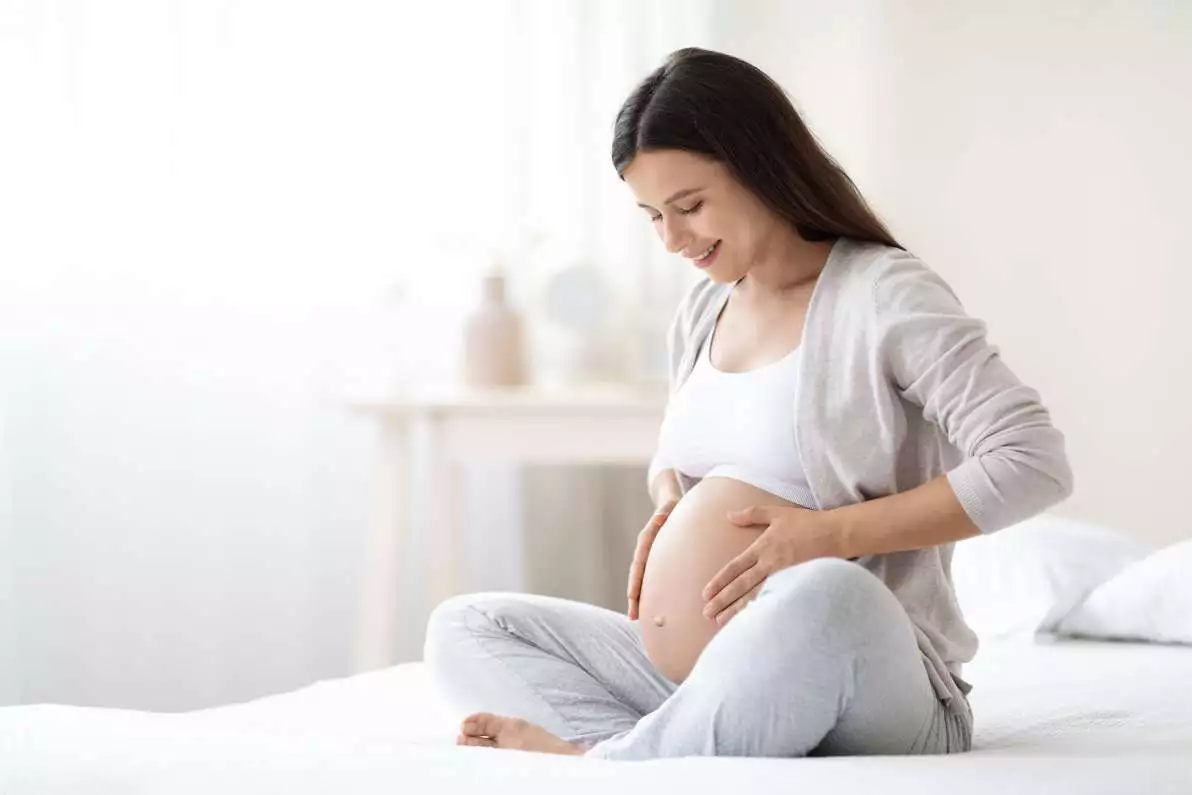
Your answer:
[423,48,1073,759]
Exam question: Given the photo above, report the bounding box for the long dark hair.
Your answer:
[612,48,900,249]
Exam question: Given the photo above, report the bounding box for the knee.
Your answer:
[423,592,508,662]
[757,558,887,628]
[762,557,873,598]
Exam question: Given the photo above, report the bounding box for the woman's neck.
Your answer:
[739,231,836,302]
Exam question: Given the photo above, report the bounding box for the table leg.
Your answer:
[420,415,459,613]
[353,416,411,669]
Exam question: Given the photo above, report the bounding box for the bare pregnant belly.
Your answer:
[637,477,801,684]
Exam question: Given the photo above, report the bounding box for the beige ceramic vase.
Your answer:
[462,272,528,388]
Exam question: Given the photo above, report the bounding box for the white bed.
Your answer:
[2,638,1190,794]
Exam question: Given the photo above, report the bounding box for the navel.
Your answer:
[653,614,666,627]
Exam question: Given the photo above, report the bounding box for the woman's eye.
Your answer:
[646,200,701,223]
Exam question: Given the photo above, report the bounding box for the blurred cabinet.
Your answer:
[350,383,666,666]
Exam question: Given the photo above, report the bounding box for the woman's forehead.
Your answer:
[623,150,722,200]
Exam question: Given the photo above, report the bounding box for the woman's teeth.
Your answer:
[693,242,719,261]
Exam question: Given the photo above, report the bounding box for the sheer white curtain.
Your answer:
[0,0,711,709]
[0,402,15,705]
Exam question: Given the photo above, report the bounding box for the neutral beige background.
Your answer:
[711,0,1191,545]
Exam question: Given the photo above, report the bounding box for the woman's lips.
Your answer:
[691,241,721,269]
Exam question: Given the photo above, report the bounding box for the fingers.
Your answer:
[726,505,770,527]
[626,507,673,615]
[703,561,766,620]
[626,534,652,600]
[714,581,764,626]
[702,546,759,602]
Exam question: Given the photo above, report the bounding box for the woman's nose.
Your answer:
[660,216,690,255]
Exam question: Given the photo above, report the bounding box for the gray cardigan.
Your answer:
[648,237,1074,713]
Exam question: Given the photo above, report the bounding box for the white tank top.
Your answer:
[655,328,815,507]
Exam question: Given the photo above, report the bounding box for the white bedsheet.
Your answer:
[2,639,1190,794]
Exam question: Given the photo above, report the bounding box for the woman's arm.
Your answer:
[869,255,1074,535]
[703,255,1073,620]
[825,475,978,559]
[705,481,977,623]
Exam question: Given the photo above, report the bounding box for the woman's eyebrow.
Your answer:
[637,187,704,209]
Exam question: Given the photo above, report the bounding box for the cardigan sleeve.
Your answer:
[871,254,1074,533]
[645,280,703,492]
[645,299,682,492]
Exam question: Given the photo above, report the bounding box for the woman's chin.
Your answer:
[700,263,735,283]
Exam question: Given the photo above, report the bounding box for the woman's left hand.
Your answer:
[701,504,838,626]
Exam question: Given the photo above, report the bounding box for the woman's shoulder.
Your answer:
[832,239,962,312]
[834,238,919,282]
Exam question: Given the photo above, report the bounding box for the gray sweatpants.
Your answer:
[424,557,972,760]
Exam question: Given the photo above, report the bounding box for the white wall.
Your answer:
[0,402,17,704]
[714,0,1192,545]
[0,0,712,709]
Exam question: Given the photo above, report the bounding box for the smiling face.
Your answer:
[622,149,792,284]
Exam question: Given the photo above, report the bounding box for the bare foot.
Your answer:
[457,712,585,756]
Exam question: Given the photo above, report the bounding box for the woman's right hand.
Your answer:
[627,499,678,621]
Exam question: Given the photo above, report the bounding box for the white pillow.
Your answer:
[1056,540,1192,645]
[951,512,1150,640]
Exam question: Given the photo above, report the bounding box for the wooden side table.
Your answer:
[349,383,667,667]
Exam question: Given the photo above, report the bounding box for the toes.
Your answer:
[456,715,582,755]
[461,712,507,739]
[456,733,496,747]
